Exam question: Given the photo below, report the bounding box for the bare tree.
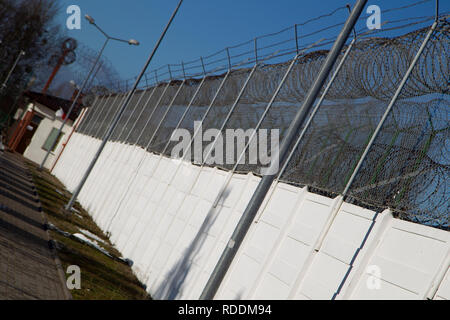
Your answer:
[0,0,63,121]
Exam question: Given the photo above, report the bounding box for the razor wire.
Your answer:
[74,5,449,230]
[279,20,449,230]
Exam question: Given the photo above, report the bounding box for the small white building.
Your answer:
[11,91,83,169]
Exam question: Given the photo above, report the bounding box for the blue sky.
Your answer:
[56,0,448,82]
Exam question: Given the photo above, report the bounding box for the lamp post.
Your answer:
[39,14,139,169]
[64,0,183,212]
[1,50,25,93]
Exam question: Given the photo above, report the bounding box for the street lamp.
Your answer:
[1,50,25,93]
[39,14,139,170]
[64,0,183,212]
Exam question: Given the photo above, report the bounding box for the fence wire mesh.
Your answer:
[75,3,449,230]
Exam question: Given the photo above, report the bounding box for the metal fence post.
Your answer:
[137,61,259,291]
[75,95,100,135]
[80,92,131,202]
[52,96,100,177]
[123,85,159,144]
[65,94,113,184]
[71,92,125,186]
[89,80,174,220]
[200,0,368,299]
[50,97,97,173]
[84,89,142,205]
[288,19,440,301]
[125,66,233,259]
[254,38,258,64]
[0,50,25,91]
[102,78,188,228]
[64,0,183,211]
[139,61,259,289]
[88,85,160,216]
[40,38,111,169]
[86,79,173,216]
[341,20,439,210]
[246,33,360,301]
[256,36,359,222]
[211,39,323,209]
[106,62,210,232]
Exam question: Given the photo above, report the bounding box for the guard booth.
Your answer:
[7,91,83,167]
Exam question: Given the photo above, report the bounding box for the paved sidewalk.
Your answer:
[0,151,70,299]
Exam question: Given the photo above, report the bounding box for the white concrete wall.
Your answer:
[53,132,450,300]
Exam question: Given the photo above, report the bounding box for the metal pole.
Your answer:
[64,94,112,185]
[226,48,232,70]
[254,38,258,64]
[435,0,439,22]
[200,57,206,75]
[114,90,146,142]
[125,68,232,258]
[275,38,357,191]
[50,105,89,173]
[211,39,323,209]
[72,93,125,186]
[200,0,368,300]
[202,64,258,166]
[123,84,159,144]
[139,62,259,283]
[101,78,186,223]
[88,85,160,216]
[119,58,244,252]
[104,76,194,233]
[76,95,100,134]
[104,78,189,231]
[65,0,184,211]
[81,92,130,204]
[94,93,126,139]
[251,38,357,224]
[84,90,141,205]
[134,80,173,145]
[247,41,359,301]
[341,21,438,198]
[40,38,110,169]
[294,24,299,54]
[89,84,167,219]
[286,20,440,300]
[87,94,114,136]
[1,50,25,92]
[86,78,172,215]
[168,64,173,80]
